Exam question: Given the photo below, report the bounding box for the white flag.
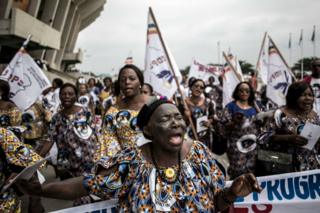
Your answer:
[222,61,241,107]
[226,54,244,81]
[188,59,222,83]
[266,38,293,106]
[257,36,269,84]
[1,50,51,110]
[144,8,181,98]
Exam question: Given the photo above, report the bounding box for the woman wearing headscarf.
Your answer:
[18,98,262,212]
[97,64,150,159]
[257,81,320,176]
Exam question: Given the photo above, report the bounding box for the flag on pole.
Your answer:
[299,29,303,46]
[0,41,51,110]
[256,34,269,85]
[311,25,316,42]
[188,59,222,83]
[266,36,294,106]
[144,8,181,98]
[288,33,292,49]
[124,56,133,65]
[222,52,241,107]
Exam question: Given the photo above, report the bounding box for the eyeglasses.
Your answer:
[238,89,250,93]
[193,84,205,90]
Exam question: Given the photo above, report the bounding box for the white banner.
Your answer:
[144,8,181,98]
[229,169,320,213]
[266,43,293,106]
[1,50,51,110]
[189,59,222,83]
[52,170,320,213]
[50,199,118,213]
[222,69,240,107]
[257,37,269,85]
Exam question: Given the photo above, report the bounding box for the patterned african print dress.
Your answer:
[48,108,99,177]
[0,107,21,127]
[260,109,320,173]
[96,106,142,160]
[0,128,43,213]
[84,141,225,212]
[221,101,259,179]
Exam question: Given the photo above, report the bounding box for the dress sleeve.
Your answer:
[83,149,137,200]
[192,141,226,194]
[95,107,121,161]
[0,128,43,170]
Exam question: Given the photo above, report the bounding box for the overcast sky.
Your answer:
[75,0,320,76]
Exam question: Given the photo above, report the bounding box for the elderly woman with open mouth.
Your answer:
[18,98,262,212]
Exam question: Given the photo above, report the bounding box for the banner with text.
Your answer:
[188,59,222,83]
[230,169,320,213]
[1,50,51,110]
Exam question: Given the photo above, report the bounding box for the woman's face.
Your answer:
[191,81,205,97]
[78,84,87,95]
[146,104,187,153]
[60,86,77,108]
[297,87,314,112]
[88,79,95,87]
[119,68,141,98]
[141,85,152,96]
[237,83,250,101]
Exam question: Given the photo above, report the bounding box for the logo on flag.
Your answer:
[144,8,181,98]
[266,37,294,106]
[1,49,51,110]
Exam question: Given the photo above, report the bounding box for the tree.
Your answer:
[292,57,319,78]
[239,60,255,75]
[180,65,190,76]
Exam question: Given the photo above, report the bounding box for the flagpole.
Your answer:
[268,35,297,81]
[255,32,268,73]
[149,7,199,140]
[217,41,221,65]
[300,29,304,79]
[313,25,316,57]
[289,32,292,66]
[222,51,242,82]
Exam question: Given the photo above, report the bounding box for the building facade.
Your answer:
[0,0,106,81]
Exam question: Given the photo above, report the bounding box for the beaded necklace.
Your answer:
[149,144,181,183]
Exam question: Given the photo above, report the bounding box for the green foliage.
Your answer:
[239,60,255,75]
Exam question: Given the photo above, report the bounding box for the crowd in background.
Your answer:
[1,60,320,212]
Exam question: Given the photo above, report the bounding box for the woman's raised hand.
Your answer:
[229,173,263,197]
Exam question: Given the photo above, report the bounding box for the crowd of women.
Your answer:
[1,62,320,212]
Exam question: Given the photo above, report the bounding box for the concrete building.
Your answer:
[0,0,106,82]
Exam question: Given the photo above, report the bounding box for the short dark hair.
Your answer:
[190,79,205,88]
[103,77,112,83]
[53,78,64,88]
[232,81,255,106]
[286,81,313,109]
[188,77,196,88]
[113,80,120,96]
[0,80,10,101]
[118,64,144,86]
[143,83,153,94]
[59,83,78,98]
